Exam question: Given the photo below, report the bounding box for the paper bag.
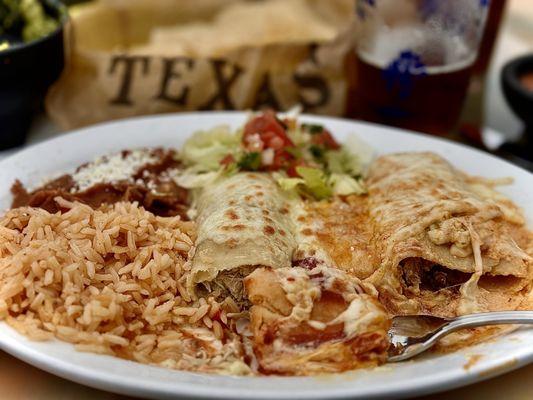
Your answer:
[46,0,356,129]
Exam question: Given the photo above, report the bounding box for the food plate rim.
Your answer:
[0,111,531,400]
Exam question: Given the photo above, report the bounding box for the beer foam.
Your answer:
[359,25,475,72]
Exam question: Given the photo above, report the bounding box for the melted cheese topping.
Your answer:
[367,152,532,316]
[330,295,386,337]
[276,267,320,323]
[458,222,484,314]
[275,266,386,338]
[71,150,158,192]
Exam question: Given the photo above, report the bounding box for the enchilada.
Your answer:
[187,172,297,300]
[366,152,532,317]
[244,266,389,375]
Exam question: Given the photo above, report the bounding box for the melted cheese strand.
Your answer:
[458,221,484,314]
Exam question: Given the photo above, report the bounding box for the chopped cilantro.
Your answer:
[238,152,261,171]
[302,123,324,135]
[285,146,302,158]
[309,144,325,161]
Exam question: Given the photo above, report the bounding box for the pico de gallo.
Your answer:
[178,111,369,199]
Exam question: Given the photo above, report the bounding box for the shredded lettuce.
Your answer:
[275,168,331,200]
[318,134,375,177]
[286,126,311,147]
[324,148,362,176]
[328,174,366,196]
[295,167,332,200]
[174,169,222,189]
[181,126,241,170]
[343,134,375,173]
[277,177,305,191]
[275,167,365,199]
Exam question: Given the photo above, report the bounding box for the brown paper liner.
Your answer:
[45,0,356,129]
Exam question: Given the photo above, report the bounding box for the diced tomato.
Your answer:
[244,111,299,172]
[243,111,294,150]
[268,136,285,150]
[286,166,299,178]
[286,159,308,177]
[219,154,235,166]
[311,129,340,150]
[266,149,291,171]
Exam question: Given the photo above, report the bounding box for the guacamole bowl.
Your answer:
[0,0,67,149]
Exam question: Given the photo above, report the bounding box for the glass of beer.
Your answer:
[346,0,491,136]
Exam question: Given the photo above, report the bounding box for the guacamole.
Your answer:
[0,0,59,48]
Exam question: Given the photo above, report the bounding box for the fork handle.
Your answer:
[389,311,533,362]
[434,311,533,342]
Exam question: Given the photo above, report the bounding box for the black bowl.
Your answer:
[501,54,533,129]
[498,54,533,170]
[0,1,68,149]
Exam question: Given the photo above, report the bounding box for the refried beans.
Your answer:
[11,148,189,219]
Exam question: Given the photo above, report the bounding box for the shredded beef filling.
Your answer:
[213,266,257,307]
[401,258,471,292]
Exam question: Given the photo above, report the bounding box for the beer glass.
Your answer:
[346,0,491,136]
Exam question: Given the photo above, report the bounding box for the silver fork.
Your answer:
[388,311,533,362]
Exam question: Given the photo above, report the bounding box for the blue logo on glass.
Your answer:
[383,50,427,99]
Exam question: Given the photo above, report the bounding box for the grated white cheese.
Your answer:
[71,150,158,192]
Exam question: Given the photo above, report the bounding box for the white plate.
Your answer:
[0,112,531,400]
